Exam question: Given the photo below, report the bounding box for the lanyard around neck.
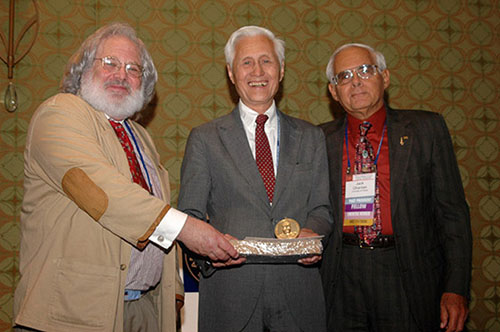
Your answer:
[123,120,154,193]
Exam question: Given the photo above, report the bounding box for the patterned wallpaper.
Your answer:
[0,0,498,331]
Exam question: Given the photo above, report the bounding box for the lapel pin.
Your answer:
[400,136,408,146]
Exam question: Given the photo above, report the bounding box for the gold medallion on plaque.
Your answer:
[274,218,300,239]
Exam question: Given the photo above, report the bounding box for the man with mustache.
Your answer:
[178,26,332,332]
[13,22,239,332]
[320,43,472,332]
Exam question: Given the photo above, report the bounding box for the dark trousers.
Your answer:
[13,327,42,332]
[329,244,421,332]
[241,268,311,332]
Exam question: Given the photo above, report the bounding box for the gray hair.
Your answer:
[224,26,285,70]
[61,22,157,107]
[325,43,387,83]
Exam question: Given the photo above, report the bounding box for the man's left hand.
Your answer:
[297,228,322,265]
[440,292,468,332]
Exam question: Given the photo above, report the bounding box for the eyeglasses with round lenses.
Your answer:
[333,64,379,85]
[94,56,143,78]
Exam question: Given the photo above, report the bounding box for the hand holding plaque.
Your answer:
[229,217,323,263]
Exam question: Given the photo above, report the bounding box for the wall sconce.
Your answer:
[0,0,39,112]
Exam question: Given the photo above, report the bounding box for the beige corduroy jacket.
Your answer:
[14,93,183,331]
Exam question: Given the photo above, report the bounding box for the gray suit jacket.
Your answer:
[178,107,332,332]
[320,107,472,331]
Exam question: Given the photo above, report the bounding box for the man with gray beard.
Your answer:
[13,22,239,332]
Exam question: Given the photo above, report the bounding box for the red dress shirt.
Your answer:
[342,106,393,235]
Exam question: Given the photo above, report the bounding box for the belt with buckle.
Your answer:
[342,232,395,249]
[124,289,147,301]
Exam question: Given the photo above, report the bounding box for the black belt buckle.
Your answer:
[358,238,375,250]
[342,233,395,249]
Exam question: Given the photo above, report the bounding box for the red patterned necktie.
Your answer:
[354,121,381,244]
[109,119,150,192]
[255,114,275,203]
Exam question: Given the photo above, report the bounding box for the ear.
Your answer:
[227,64,235,85]
[328,83,339,102]
[381,69,390,90]
[279,62,285,82]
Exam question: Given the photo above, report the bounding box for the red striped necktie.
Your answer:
[109,119,150,192]
[255,114,275,203]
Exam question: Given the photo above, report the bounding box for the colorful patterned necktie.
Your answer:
[109,119,150,192]
[255,114,275,203]
[354,121,381,244]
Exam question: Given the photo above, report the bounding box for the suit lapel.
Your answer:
[216,108,272,207]
[273,111,301,206]
[387,108,413,221]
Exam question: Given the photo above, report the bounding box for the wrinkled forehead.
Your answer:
[96,36,141,62]
[335,47,375,73]
[235,35,277,58]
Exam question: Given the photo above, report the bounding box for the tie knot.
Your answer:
[359,121,372,136]
[109,119,125,131]
[256,114,269,126]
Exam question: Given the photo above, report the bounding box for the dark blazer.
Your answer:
[178,107,332,332]
[320,107,472,331]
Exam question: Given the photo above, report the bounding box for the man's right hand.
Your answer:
[211,233,246,267]
[176,216,240,264]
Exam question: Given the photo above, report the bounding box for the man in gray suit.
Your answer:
[178,26,332,332]
[320,43,471,332]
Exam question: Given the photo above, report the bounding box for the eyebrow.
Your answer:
[101,55,141,64]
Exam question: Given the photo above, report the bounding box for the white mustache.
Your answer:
[104,80,131,92]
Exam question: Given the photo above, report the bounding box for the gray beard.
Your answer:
[80,74,145,120]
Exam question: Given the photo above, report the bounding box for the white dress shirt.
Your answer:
[238,100,279,175]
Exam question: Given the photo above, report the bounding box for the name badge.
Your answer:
[344,172,376,226]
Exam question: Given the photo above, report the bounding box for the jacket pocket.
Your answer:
[49,258,119,328]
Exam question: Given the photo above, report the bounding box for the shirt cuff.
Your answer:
[149,208,187,249]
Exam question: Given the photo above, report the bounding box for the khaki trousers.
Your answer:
[14,291,159,332]
[123,291,159,332]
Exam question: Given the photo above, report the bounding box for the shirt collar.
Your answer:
[239,99,277,128]
[347,104,387,135]
[105,113,126,124]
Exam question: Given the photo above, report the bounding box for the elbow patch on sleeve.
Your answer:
[62,167,109,221]
[136,204,171,249]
